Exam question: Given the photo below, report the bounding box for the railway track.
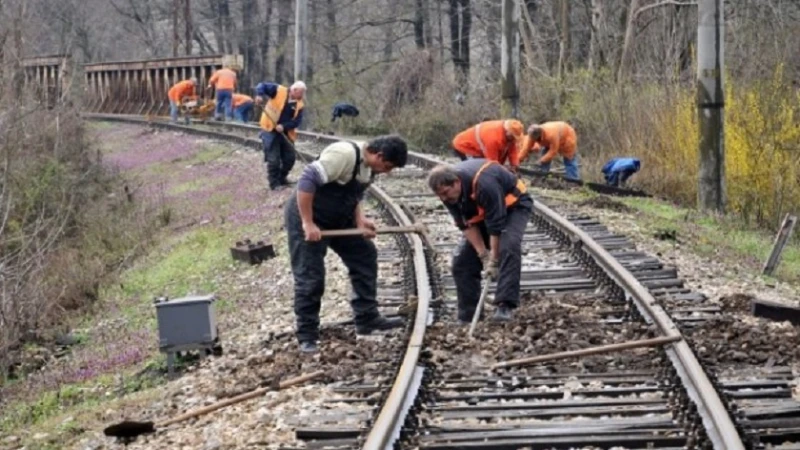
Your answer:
[83,114,800,450]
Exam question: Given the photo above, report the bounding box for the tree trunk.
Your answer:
[448,0,471,90]
[219,0,234,53]
[325,0,341,68]
[173,0,180,57]
[209,0,225,53]
[486,0,501,69]
[587,0,605,70]
[262,0,273,80]
[240,0,258,87]
[413,0,425,49]
[617,0,638,81]
[275,0,292,83]
[384,0,397,59]
[500,0,519,118]
[557,0,570,78]
[184,0,192,54]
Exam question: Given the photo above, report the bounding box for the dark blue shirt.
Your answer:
[254,82,304,130]
[444,159,533,235]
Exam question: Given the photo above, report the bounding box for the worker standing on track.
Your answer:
[232,93,254,123]
[285,136,409,353]
[451,119,526,173]
[208,66,238,121]
[167,77,197,124]
[428,160,533,323]
[255,80,306,191]
[520,121,580,180]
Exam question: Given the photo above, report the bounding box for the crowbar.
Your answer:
[491,335,682,370]
[320,224,427,238]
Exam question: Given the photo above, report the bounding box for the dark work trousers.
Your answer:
[261,130,297,189]
[451,206,530,321]
[283,158,378,342]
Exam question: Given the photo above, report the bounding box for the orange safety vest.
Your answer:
[259,85,304,142]
[465,161,527,225]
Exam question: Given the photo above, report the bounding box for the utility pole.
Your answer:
[500,0,520,118]
[697,0,726,212]
[294,0,308,82]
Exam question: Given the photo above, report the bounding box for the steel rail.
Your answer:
[82,114,743,449]
[532,200,744,449]
[82,114,433,449]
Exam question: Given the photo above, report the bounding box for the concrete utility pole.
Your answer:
[500,0,520,118]
[697,0,726,212]
[294,0,308,82]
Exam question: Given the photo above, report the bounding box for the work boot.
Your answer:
[356,316,404,335]
[491,305,513,322]
[458,309,480,325]
[299,341,318,354]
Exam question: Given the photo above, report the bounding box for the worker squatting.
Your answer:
[169,72,642,354]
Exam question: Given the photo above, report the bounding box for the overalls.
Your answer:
[284,144,379,343]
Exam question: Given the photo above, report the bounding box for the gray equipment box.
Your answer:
[155,294,218,350]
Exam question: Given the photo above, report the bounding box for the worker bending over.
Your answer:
[285,136,409,353]
[428,160,533,322]
[452,120,525,172]
[167,77,197,124]
[208,66,238,121]
[232,93,254,123]
[521,121,579,180]
[255,80,306,191]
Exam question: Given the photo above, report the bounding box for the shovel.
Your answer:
[468,270,492,338]
[103,370,324,441]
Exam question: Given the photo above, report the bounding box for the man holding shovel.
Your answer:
[428,160,532,323]
[285,135,409,353]
[255,80,306,191]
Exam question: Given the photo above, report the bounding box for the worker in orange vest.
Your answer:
[451,120,525,173]
[208,66,238,121]
[167,77,197,124]
[255,80,306,191]
[427,159,532,323]
[232,93,254,123]
[520,121,580,180]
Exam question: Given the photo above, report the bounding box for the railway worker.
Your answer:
[207,66,238,121]
[232,93,254,123]
[520,121,580,180]
[167,77,197,124]
[255,80,306,191]
[451,119,525,173]
[427,159,533,323]
[285,135,410,353]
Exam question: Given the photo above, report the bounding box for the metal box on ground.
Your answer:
[154,294,222,373]
[231,239,276,265]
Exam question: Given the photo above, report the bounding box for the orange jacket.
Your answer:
[209,68,237,91]
[232,93,253,108]
[520,121,578,163]
[168,80,196,103]
[452,120,524,167]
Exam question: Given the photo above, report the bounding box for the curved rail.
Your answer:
[82,114,743,449]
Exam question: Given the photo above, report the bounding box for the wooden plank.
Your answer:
[763,213,797,276]
[751,298,800,326]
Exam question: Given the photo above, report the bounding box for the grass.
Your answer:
[618,196,800,283]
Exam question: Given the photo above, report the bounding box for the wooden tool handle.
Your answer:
[158,370,325,427]
[320,224,425,238]
[491,335,682,370]
[468,274,492,338]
